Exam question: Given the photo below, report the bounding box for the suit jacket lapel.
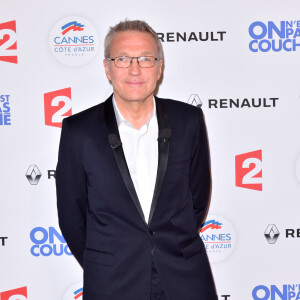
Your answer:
[148,96,171,225]
[104,96,147,226]
[104,95,170,227]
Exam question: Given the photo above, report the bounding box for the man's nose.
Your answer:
[128,58,141,75]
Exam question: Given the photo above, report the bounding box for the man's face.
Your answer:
[104,31,162,103]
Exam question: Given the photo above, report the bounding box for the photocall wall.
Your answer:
[1,0,300,299]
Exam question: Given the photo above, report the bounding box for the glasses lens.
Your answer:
[115,56,130,68]
[113,56,157,68]
[138,56,155,68]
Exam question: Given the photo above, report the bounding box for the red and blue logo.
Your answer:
[61,21,84,35]
[74,288,83,299]
[200,220,223,233]
[200,215,235,263]
[49,16,99,66]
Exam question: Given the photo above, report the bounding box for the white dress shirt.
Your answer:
[112,96,158,224]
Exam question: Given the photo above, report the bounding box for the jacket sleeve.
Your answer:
[189,108,211,230]
[56,118,87,268]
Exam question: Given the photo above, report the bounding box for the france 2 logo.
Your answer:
[0,286,27,300]
[235,149,262,191]
[44,87,72,128]
[0,20,18,64]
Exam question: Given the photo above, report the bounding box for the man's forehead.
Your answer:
[117,50,154,56]
[113,30,154,40]
[110,31,158,53]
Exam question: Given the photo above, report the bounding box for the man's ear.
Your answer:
[103,58,111,81]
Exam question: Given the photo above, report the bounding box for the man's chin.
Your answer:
[115,92,154,103]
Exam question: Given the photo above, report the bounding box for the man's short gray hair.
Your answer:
[104,19,163,58]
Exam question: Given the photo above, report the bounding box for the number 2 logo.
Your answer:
[0,287,27,300]
[44,87,72,128]
[0,20,18,64]
[235,150,262,191]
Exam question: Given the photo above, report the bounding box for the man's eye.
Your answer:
[140,56,151,62]
[116,57,127,62]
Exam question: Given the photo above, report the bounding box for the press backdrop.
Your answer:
[1,0,300,299]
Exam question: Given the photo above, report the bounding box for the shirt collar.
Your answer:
[112,95,157,128]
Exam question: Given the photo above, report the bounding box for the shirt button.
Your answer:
[148,230,154,237]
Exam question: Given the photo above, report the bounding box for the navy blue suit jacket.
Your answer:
[56,95,217,300]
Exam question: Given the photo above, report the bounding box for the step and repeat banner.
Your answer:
[1,0,300,299]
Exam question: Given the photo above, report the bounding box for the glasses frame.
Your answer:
[106,56,161,68]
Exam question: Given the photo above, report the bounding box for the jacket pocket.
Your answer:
[181,235,204,260]
[83,248,115,266]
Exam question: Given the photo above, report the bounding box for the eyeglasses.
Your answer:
[106,56,161,68]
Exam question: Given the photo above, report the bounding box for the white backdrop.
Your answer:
[1,0,300,299]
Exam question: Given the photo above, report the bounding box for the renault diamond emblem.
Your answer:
[187,94,202,108]
[264,224,280,244]
[26,165,42,185]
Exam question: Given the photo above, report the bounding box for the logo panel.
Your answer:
[235,150,262,191]
[49,16,99,67]
[44,87,72,128]
[187,94,202,108]
[186,95,279,109]
[63,282,83,300]
[252,284,300,300]
[208,97,278,109]
[264,224,300,243]
[25,165,42,185]
[0,287,27,300]
[0,21,17,64]
[30,226,72,257]
[249,20,300,52]
[157,31,226,43]
[0,94,11,125]
[264,224,280,244]
[200,215,236,263]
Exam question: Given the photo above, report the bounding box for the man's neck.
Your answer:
[114,94,154,130]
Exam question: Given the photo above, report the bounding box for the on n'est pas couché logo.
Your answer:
[49,16,99,67]
[200,215,236,263]
[0,20,17,64]
[44,87,72,128]
[0,287,27,300]
[249,20,300,53]
[30,226,72,257]
[0,94,12,125]
[235,149,262,191]
[252,283,300,300]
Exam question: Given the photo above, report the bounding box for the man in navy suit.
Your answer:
[56,20,217,300]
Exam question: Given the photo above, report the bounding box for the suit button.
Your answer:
[148,230,154,237]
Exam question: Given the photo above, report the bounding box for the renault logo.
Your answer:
[264,224,280,244]
[187,94,202,108]
[26,165,42,185]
